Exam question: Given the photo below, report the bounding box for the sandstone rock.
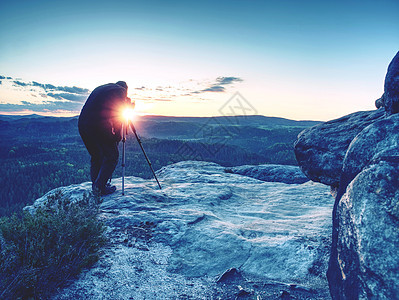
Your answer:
[327,114,399,299]
[228,164,309,184]
[375,96,384,109]
[383,51,399,115]
[295,51,399,299]
[329,159,399,299]
[294,109,384,187]
[27,161,334,299]
[337,114,399,200]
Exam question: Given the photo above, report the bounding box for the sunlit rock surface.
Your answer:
[29,161,333,299]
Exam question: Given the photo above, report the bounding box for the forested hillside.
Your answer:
[0,114,318,216]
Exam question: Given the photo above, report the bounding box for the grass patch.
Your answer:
[0,190,107,299]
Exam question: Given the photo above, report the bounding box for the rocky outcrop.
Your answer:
[294,109,385,188]
[383,51,399,115]
[28,161,334,299]
[294,51,399,299]
[334,156,399,299]
[328,114,399,299]
[227,164,309,184]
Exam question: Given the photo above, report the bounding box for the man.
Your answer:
[78,81,132,195]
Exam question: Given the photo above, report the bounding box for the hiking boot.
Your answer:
[100,184,116,196]
[92,184,116,196]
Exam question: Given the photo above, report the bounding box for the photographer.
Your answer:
[78,81,133,195]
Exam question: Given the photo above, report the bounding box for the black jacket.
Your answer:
[78,83,128,142]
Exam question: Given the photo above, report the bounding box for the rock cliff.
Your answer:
[294,51,399,299]
[28,161,333,299]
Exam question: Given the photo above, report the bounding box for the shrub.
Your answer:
[0,190,107,299]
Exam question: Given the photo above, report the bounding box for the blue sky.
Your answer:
[0,0,398,120]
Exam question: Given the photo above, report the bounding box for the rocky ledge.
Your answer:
[28,161,333,299]
[228,164,309,184]
[294,51,399,299]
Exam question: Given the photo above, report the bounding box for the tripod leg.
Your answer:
[122,123,126,195]
[129,122,162,189]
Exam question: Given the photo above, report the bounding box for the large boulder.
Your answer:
[327,114,399,299]
[331,156,399,299]
[294,51,399,299]
[294,109,384,187]
[383,51,399,115]
[338,115,399,199]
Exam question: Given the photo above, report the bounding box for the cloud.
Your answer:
[130,77,244,101]
[201,85,226,92]
[0,75,244,115]
[10,79,90,97]
[11,77,89,103]
[30,81,90,95]
[55,85,90,94]
[32,81,57,90]
[13,80,29,87]
[154,98,173,102]
[191,76,244,94]
[46,92,87,102]
[0,76,90,115]
[0,100,83,113]
[216,76,243,85]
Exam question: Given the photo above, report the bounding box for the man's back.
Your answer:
[79,83,127,129]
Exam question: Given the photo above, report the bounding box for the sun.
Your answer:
[122,107,135,122]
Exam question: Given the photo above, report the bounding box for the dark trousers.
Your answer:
[78,124,119,189]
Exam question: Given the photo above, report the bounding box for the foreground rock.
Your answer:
[28,161,333,299]
[328,114,399,299]
[295,51,399,299]
[334,156,399,299]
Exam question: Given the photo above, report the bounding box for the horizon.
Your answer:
[0,111,323,122]
[1,0,398,121]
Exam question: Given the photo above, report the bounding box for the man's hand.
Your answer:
[112,125,122,142]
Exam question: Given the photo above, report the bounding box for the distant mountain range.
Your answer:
[0,114,320,140]
[0,113,319,125]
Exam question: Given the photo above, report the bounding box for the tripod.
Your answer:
[121,119,162,195]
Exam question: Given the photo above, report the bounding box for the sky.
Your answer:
[0,0,398,121]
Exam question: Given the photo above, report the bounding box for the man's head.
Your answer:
[116,81,128,90]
